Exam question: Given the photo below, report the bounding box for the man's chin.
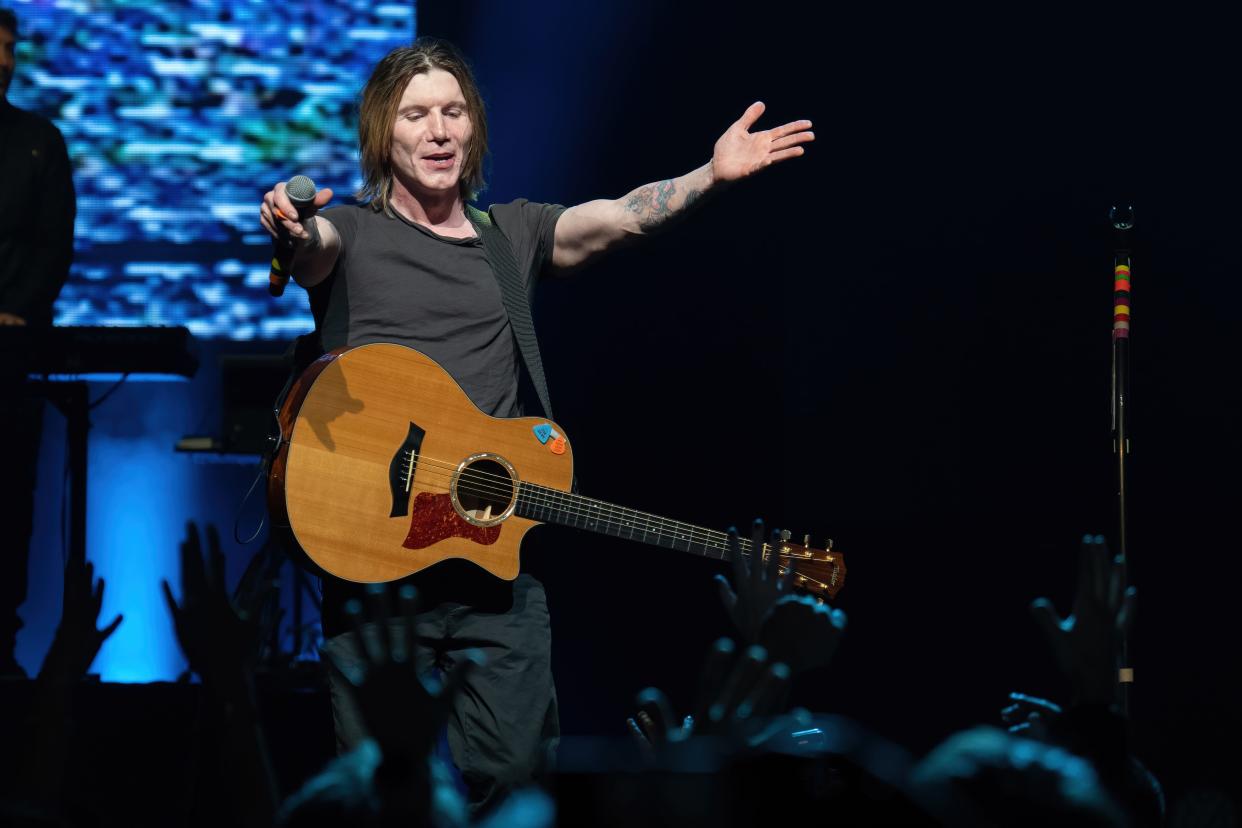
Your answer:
[412,177,462,197]
[393,168,464,202]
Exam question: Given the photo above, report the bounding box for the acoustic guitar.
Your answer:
[268,343,846,599]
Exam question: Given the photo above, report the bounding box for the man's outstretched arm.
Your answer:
[551,102,813,273]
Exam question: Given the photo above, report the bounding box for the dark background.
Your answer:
[417,0,1241,806]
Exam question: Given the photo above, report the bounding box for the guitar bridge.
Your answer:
[388,422,426,517]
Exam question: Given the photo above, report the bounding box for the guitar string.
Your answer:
[402,457,743,550]
[385,457,834,591]
[407,455,818,563]
[401,446,763,553]
[397,452,812,556]
[395,459,827,590]
[401,451,741,540]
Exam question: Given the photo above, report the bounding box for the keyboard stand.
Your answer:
[30,381,90,563]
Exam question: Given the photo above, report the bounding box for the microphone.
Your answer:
[268,175,318,297]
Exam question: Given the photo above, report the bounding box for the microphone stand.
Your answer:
[1109,205,1135,715]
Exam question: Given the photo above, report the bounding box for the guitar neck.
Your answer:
[515,482,752,562]
[513,482,847,600]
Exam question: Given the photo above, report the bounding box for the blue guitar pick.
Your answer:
[533,423,553,444]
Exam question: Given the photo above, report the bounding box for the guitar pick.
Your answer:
[533,423,553,444]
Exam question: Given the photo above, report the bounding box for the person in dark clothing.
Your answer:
[260,37,813,815]
[0,7,73,326]
[0,6,76,677]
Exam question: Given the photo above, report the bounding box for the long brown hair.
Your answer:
[356,38,488,213]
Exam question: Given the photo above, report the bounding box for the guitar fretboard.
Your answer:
[515,481,759,561]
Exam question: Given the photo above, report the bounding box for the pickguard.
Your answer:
[402,491,501,550]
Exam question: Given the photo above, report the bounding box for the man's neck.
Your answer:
[389,183,474,237]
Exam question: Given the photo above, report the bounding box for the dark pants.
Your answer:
[0,377,43,668]
[320,573,559,815]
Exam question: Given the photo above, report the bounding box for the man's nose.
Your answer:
[427,111,449,141]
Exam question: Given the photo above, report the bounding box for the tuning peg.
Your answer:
[803,533,811,547]
[825,538,834,551]
[779,529,791,542]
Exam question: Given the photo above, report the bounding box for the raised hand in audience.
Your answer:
[39,556,123,686]
[162,522,278,828]
[327,584,481,819]
[1000,691,1063,740]
[334,585,479,757]
[716,519,791,645]
[717,520,847,675]
[1007,535,1163,828]
[1030,534,1135,707]
[7,557,125,817]
[162,522,271,690]
[628,637,792,752]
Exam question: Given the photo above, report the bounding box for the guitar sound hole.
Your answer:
[455,458,515,523]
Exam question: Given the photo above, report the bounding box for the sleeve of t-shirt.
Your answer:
[307,203,359,296]
[487,199,565,291]
[319,203,358,266]
[306,204,359,348]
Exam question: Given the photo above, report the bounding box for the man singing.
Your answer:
[260,37,812,814]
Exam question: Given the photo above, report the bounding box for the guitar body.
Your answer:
[268,343,574,583]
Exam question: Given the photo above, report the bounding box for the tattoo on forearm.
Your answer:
[624,185,655,215]
[651,179,676,222]
[624,178,707,233]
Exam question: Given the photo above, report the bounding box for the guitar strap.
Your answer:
[465,204,556,419]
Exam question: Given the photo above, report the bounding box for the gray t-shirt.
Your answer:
[312,199,563,417]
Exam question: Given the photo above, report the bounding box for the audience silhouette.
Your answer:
[0,522,1169,827]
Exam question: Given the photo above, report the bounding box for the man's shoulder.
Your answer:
[482,197,548,215]
[480,199,565,232]
[3,104,66,142]
[319,201,375,239]
[321,201,370,219]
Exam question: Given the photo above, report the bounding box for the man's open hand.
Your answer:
[710,102,814,184]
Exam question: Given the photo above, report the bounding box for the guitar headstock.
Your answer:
[771,537,847,601]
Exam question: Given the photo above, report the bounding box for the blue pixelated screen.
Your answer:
[7,0,415,339]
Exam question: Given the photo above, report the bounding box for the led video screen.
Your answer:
[8,0,415,339]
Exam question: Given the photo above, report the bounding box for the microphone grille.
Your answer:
[286,175,317,204]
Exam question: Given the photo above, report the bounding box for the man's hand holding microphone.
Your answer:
[260,176,334,297]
